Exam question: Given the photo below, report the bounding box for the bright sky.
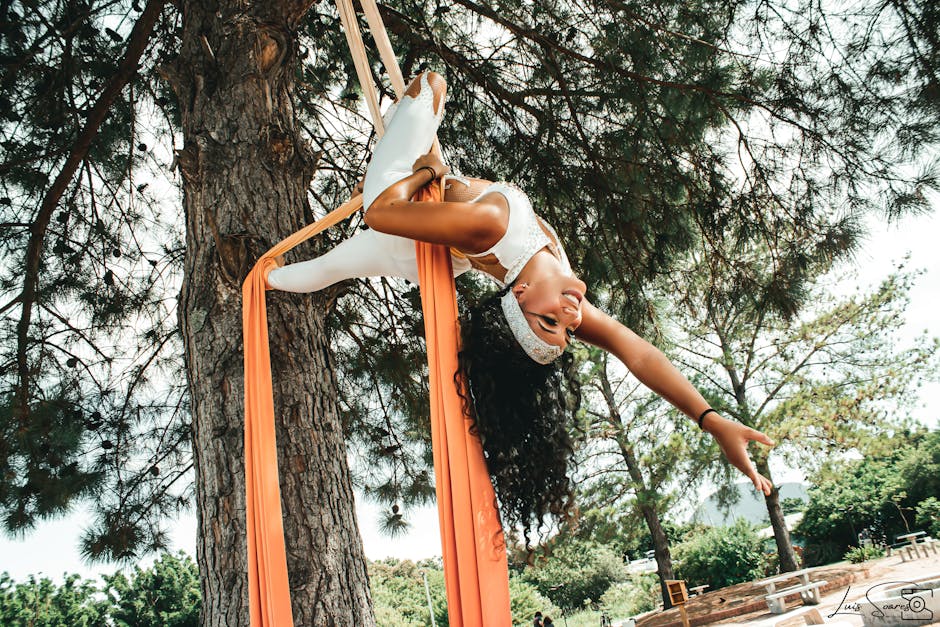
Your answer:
[1,209,937,584]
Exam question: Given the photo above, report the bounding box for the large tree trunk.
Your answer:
[640,500,677,610]
[172,2,375,624]
[600,363,678,609]
[727,367,799,573]
[619,442,676,610]
[757,459,800,572]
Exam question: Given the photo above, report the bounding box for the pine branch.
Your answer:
[37,302,112,362]
[14,0,167,417]
[606,0,763,61]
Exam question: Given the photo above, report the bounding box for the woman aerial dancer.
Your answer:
[266,71,775,540]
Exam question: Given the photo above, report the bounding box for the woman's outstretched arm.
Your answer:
[576,301,775,495]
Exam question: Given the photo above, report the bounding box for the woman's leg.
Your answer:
[405,71,446,116]
[359,73,508,252]
[265,228,419,292]
[267,74,470,293]
[361,71,447,211]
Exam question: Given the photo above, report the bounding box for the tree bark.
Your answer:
[598,363,677,609]
[756,459,800,572]
[173,2,375,624]
[618,441,676,610]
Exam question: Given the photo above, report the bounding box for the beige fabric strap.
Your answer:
[336,0,443,156]
[336,0,385,135]
[360,0,406,98]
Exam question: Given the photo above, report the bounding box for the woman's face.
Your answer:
[513,273,588,348]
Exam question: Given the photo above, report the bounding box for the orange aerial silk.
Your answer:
[414,182,512,624]
[241,181,511,627]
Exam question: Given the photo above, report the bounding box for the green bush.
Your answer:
[103,551,201,627]
[599,573,659,617]
[369,558,447,626]
[373,604,423,626]
[0,552,200,627]
[797,431,940,566]
[916,497,940,538]
[673,519,766,589]
[0,572,109,626]
[843,545,885,563]
[521,539,627,611]
[509,576,559,626]
[781,497,807,515]
[369,558,562,626]
[800,540,844,568]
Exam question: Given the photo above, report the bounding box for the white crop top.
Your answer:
[462,181,572,285]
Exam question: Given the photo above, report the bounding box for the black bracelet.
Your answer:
[417,165,436,182]
[697,408,718,429]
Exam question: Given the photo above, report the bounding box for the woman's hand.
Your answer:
[412,152,450,179]
[703,413,775,496]
[572,304,777,495]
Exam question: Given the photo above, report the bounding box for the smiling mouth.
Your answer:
[563,289,584,306]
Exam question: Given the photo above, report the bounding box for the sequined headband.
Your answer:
[500,290,564,365]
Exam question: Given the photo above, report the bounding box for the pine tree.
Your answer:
[1,0,938,623]
[574,345,713,607]
[665,260,939,571]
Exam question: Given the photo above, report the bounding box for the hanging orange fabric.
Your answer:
[415,181,512,626]
[242,196,364,627]
[243,0,511,622]
[242,191,512,626]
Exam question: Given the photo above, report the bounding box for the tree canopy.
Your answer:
[796,428,940,565]
[1,0,938,573]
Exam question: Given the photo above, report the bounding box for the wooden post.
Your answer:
[666,580,691,627]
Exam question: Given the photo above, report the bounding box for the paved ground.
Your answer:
[724,552,940,627]
[635,551,940,627]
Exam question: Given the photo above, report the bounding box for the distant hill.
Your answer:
[692,482,808,526]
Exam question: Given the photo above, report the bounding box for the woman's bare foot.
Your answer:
[404,71,446,116]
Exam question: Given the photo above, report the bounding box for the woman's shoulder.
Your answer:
[483,181,531,206]
[476,182,540,228]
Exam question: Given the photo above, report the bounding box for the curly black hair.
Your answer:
[457,285,582,546]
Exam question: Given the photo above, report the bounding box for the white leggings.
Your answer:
[267,74,446,293]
